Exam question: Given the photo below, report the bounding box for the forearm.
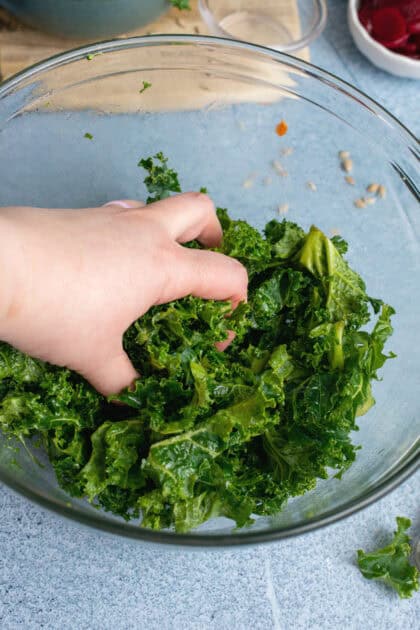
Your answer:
[0,210,22,339]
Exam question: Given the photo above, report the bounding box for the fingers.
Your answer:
[144,192,223,248]
[215,330,236,352]
[157,247,248,306]
[103,193,222,248]
[84,349,139,397]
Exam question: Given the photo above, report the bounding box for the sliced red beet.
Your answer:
[358,7,374,32]
[395,40,418,53]
[398,0,420,23]
[407,19,420,34]
[372,7,407,42]
[377,35,410,49]
[369,1,397,7]
[358,0,420,58]
[372,0,404,8]
[359,1,420,18]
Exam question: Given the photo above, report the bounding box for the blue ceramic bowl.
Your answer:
[0,0,169,38]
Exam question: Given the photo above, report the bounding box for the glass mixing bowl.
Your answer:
[0,36,418,546]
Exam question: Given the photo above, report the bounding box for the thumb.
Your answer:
[83,349,139,397]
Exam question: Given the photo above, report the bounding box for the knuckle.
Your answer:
[233,265,249,300]
[185,191,215,215]
[233,260,249,286]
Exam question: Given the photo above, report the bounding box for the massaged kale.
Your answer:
[0,154,395,532]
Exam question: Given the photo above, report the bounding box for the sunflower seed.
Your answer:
[272,160,288,177]
[278,203,289,215]
[341,158,353,173]
[378,184,387,199]
[364,196,377,205]
[354,198,366,208]
[345,176,355,185]
[243,173,257,189]
[306,181,317,192]
[367,183,380,194]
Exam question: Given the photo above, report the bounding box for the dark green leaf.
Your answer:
[357,517,419,599]
[169,0,191,9]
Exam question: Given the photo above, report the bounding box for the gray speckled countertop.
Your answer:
[1,2,419,628]
[1,473,419,629]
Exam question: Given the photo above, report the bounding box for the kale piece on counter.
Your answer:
[357,517,419,599]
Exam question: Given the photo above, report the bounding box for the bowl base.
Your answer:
[220,11,293,48]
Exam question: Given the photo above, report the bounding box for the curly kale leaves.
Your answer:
[138,152,181,204]
[357,517,419,599]
[0,154,395,532]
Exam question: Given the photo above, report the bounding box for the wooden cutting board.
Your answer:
[0,1,309,81]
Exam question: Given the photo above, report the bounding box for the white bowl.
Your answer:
[348,0,420,79]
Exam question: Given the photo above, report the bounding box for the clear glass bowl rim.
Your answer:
[198,0,328,52]
[0,34,418,547]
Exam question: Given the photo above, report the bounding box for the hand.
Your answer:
[0,194,248,395]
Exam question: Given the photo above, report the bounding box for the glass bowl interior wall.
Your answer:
[0,36,418,545]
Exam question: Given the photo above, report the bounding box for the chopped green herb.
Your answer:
[0,154,395,532]
[170,0,191,9]
[86,53,99,61]
[357,517,419,599]
[139,81,152,94]
[84,132,93,140]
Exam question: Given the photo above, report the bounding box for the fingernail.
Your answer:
[103,200,132,208]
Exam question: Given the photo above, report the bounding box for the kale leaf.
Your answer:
[169,0,191,9]
[138,152,181,204]
[357,517,419,599]
[0,154,396,532]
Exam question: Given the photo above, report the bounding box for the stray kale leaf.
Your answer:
[0,154,396,533]
[139,81,152,94]
[170,0,191,9]
[357,517,419,599]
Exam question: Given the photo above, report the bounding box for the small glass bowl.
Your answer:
[199,0,327,52]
